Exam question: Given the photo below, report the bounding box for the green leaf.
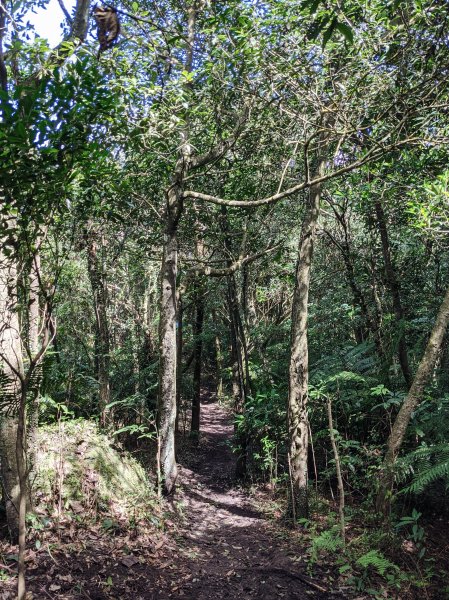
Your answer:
[322,18,337,47]
[335,22,354,44]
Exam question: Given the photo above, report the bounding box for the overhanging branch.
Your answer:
[183,138,422,208]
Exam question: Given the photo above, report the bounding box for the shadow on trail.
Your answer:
[168,389,347,600]
[14,390,346,600]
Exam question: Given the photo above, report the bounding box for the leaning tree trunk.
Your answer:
[288,165,323,520]
[376,284,449,516]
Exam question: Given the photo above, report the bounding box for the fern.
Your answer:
[309,526,343,562]
[356,550,398,576]
[397,443,449,494]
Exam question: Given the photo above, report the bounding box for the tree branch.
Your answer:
[57,0,73,25]
[192,244,281,278]
[190,106,250,170]
[183,138,421,208]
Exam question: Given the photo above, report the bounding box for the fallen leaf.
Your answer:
[70,501,84,514]
[121,555,140,568]
[154,539,164,551]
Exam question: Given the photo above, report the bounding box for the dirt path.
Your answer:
[2,393,346,599]
[163,391,344,600]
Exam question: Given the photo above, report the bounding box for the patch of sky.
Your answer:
[25,0,77,48]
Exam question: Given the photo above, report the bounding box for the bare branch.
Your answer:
[193,244,281,278]
[190,106,250,170]
[183,139,421,208]
[57,0,73,25]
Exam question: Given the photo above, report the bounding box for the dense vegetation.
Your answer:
[1,1,449,598]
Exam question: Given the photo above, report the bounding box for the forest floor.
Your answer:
[1,390,347,600]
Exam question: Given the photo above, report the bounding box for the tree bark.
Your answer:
[175,291,183,433]
[157,0,196,493]
[327,398,345,546]
[227,272,250,478]
[288,162,323,519]
[191,230,206,436]
[375,200,412,387]
[376,284,449,516]
[213,311,223,401]
[191,280,205,436]
[157,3,196,494]
[26,252,42,502]
[0,240,24,542]
[158,209,180,494]
[85,229,111,426]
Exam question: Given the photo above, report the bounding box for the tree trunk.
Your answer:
[327,398,345,545]
[213,311,223,401]
[191,228,206,436]
[158,202,181,494]
[175,291,183,433]
[375,200,412,387]
[191,281,205,436]
[368,254,390,383]
[0,242,24,542]
[157,1,195,496]
[26,252,41,502]
[376,284,449,515]
[85,229,111,427]
[288,164,323,519]
[227,272,251,478]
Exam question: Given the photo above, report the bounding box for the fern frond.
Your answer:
[356,550,398,576]
[397,443,449,494]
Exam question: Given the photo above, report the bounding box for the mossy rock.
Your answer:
[34,420,157,523]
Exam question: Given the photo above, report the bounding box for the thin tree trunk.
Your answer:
[26,251,41,504]
[288,162,323,519]
[220,206,250,477]
[376,284,449,515]
[158,214,180,494]
[369,255,390,383]
[175,291,183,433]
[191,228,206,435]
[227,273,251,478]
[158,4,196,494]
[16,387,27,600]
[213,311,223,401]
[191,281,205,436]
[85,229,111,426]
[375,200,412,387]
[327,397,345,546]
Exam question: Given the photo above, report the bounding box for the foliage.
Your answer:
[34,420,157,524]
[234,386,286,481]
[1,0,449,597]
[397,444,449,495]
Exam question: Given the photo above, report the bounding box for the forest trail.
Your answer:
[161,390,344,600]
[3,392,346,600]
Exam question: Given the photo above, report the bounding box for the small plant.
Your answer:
[349,549,402,594]
[308,525,344,564]
[395,509,426,559]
